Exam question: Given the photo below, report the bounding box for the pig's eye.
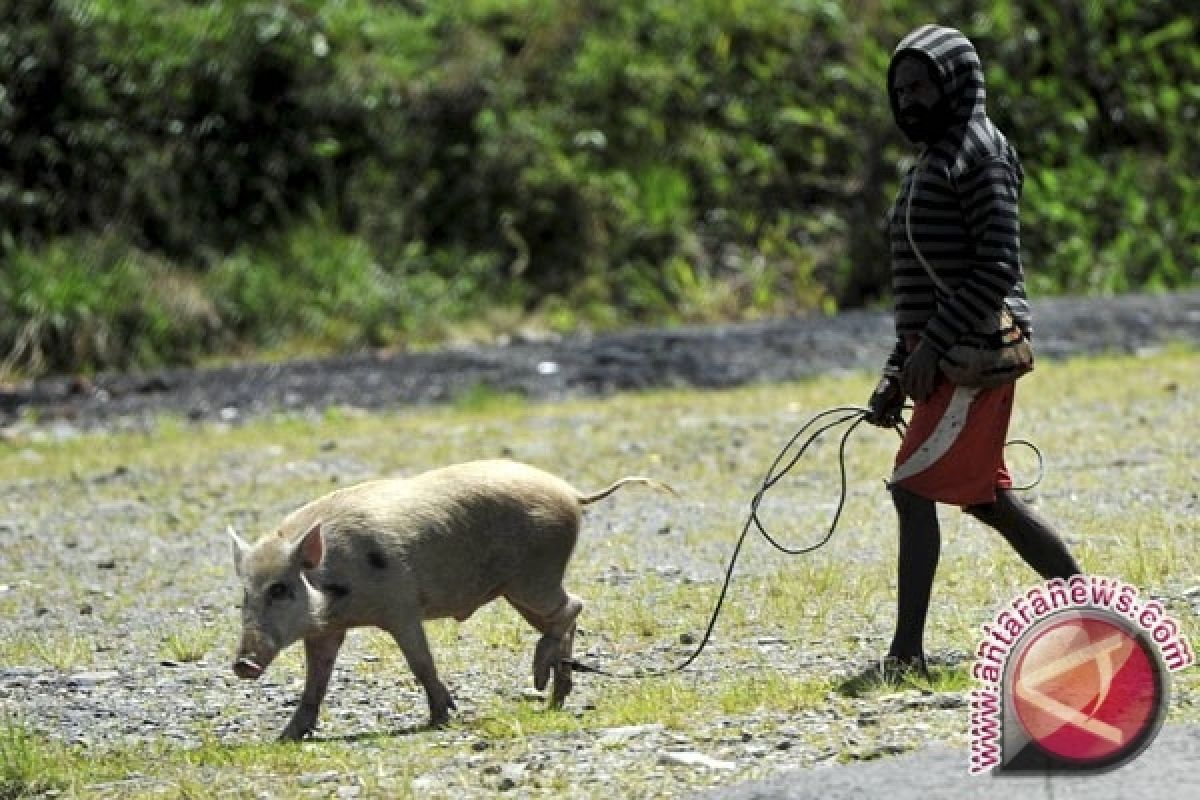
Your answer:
[267,582,291,602]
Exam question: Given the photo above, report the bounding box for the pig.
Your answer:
[228,458,671,740]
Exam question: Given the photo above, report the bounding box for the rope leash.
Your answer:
[565,405,1044,678]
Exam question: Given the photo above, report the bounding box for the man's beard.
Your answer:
[897,97,953,144]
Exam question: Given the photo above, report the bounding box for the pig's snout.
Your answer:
[233,625,277,679]
[233,657,265,680]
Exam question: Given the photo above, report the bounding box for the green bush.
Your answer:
[0,235,218,374]
[206,219,394,350]
[0,0,1196,376]
[205,217,527,353]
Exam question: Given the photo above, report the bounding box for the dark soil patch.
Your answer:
[3,291,1197,430]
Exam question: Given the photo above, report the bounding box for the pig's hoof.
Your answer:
[548,687,570,709]
[278,725,313,742]
[549,669,573,709]
[428,694,457,728]
[533,635,559,691]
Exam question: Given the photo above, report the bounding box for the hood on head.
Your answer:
[887,25,986,133]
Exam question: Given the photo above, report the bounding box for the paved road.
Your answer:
[705,723,1199,799]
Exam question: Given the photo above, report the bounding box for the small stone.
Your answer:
[934,693,968,709]
[298,771,339,787]
[1,667,38,681]
[902,694,937,710]
[598,723,665,746]
[679,632,697,646]
[658,751,736,771]
[67,670,121,687]
[411,776,438,793]
[97,559,117,570]
[851,743,911,761]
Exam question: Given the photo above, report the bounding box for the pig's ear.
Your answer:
[296,523,325,571]
[228,525,250,575]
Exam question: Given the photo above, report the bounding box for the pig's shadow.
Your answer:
[310,723,429,744]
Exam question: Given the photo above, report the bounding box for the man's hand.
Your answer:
[901,339,940,402]
[866,374,905,427]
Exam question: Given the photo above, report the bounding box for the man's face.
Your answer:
[891,56,946,143]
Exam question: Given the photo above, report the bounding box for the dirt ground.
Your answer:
[3,291,1198,432]
[0,291,1196,798]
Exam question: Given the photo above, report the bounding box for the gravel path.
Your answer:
[1,291,1197,798]
[3,291,1198,431]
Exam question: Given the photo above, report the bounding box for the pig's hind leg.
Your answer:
[507,588,583,709]
[280,631,346,741]
[388,619,456,727]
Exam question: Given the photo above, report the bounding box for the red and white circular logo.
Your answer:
[1007,609,1166,769]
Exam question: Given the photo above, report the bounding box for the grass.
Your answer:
[0,631,96,673]
[450,382,529,413]
[0,718,425,799]
[1,718,71,799]
[0,348,1197,798]
[160,625,220,665]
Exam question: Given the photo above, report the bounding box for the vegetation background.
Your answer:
[1,0,1197,377]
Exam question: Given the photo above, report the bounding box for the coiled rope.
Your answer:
[566,405,1044,678]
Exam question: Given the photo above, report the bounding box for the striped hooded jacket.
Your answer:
[884,25,1031,375]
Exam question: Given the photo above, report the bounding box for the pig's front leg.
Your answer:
[279,631,346,741]
[389,620,456,727]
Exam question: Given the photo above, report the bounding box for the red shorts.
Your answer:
[890,378,1014,507]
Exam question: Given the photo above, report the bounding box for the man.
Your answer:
[862,25,1081,681]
